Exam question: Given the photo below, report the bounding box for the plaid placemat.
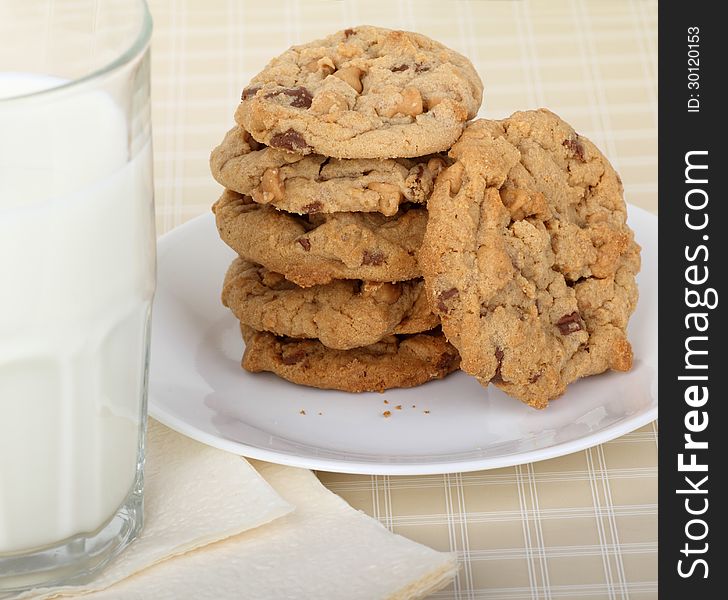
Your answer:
[147,1,657,598]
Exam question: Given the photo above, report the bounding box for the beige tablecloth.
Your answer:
[148,1,658,598]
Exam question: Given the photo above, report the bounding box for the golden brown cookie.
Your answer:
[420,110,641,408]
[213,190,426,287]
[210,126,448,216]
[236,25,483,159]
[240,325,460,393]
[222,258,438,350]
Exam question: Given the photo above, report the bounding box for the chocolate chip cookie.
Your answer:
[213,190,426,287]
[235,25,483,159]
[420,109,640,408]
[240,325,460,392]
[210,126,448,215]
[222,258,438,350]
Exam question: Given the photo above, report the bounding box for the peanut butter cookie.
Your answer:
[235,25,483,159]
[240,325,460,392]
[210,126,448,215]
[222,258,438,350]
[420,109,641,408]
[213,190,426,287]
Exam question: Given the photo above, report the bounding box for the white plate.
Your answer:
[149,205,657,475]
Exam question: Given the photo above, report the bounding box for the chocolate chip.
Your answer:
[562,136,586,162]
[265,86,313,108]
[494,348,504,380]
[556,312,583,335]
[344,28,355,37]
[241,85,261,100]
[436,350,458,371]
[391,64,409,72]
[297,237,311,251]
[280,349,305,365]
[529,372,542,384]
[436,288,459,313]
[362,250,385,266]
[302,201,323,214]
[414,64,430,73]
[269,129,311,152]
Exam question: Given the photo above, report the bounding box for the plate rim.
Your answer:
[149,204,658,475]
[149,401,657,474]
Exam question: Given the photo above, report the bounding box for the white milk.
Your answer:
[0,73,155,553]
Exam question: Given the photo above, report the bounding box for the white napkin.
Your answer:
[83,460,458,600]
[17,420,293,599]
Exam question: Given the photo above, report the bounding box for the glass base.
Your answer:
[0,478,143,594]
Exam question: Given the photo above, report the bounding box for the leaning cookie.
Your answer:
[210,127,448,216]
[420,109,641,409]
[222,258,438,350]
[240,325,460,393]
[213,190,426,287]
[235,25,483,159]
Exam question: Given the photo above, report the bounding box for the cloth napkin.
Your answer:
[17,421,458,599]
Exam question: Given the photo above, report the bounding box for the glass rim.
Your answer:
[0,0,153,104]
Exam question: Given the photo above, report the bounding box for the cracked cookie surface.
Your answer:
[210,126,448,215]
[222,258,438,350]
[213,190,426,287]
[420,109,641,408]
[235,25,483,159]
[240,325,460,392]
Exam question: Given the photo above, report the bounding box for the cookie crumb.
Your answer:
[424,410,430,414]
[395,405,402,410]
[299,409,306,415]
[412,404,416,408]
[318,412,323,416]
[383,399,389,404]
[383,410,392,418]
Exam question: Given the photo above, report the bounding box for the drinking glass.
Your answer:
[0,0,154,591]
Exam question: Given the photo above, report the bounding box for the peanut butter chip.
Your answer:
[425,96,445,110]
[383,87,424,118]
[399,87,423,116]
[311,90,348,114]
[361,282,402,304]
[305,56,336,75]
[427,157,446,177]
[443,163,465,196]
[333,66,363,93]
[258,168,284,203]
[367,181,402,210]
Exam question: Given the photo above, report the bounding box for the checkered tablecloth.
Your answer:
[148,1,658,598]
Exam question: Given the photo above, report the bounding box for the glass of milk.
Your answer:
[0,0,154,590]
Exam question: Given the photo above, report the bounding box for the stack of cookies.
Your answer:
[210,26,484,393]
[211,25,642,408]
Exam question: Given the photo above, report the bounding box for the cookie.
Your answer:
[240,325,460,393]
[210,126,448,216]
[235,25,483,159]
[213,190,426,287]
[222,258,438,350]
[420,109,641,408]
